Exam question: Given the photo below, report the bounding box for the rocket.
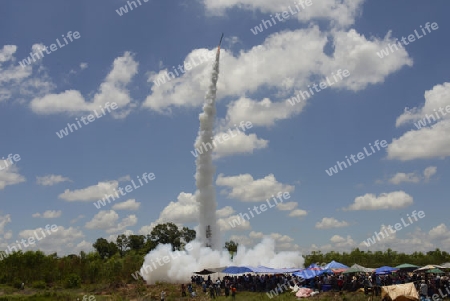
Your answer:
[219,33,224,47]
[217,33,224,53]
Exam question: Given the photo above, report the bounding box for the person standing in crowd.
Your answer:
[420,280,428,301]
[181,283,187,297]
[209,284,216,299]
[231,284,237,300]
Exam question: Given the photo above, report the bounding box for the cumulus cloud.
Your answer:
[29,52,138,118]
[0,44,55,103]
[216,173,295,202]
[387,120,450,161]
[385,166,437,185]
[217,214,251,232]
[316,217,349,229]
[216,206,235,218]
[202,0,364,28]
[36,174,71,186]
[276,202,298,211]
[85,210,137,234]
[143,25,411,114]
[388,173,420,185]
[221,97,307,128]
[32,210,62,218]
[0,214,12,247]
[289,209,308,218]
[58,180,118,202]
[138,193,248,234]
[388,83,450,161]
[112,199,140,211]
[395,82,450,127]
[0,160,26,190]
[344,191,413,210]
[212,131,268,159]
[18,226,84,255]
[423,166,437,180]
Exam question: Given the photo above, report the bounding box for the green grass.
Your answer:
[0,283,382,301]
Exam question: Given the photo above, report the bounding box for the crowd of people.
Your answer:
[165,271,449,299]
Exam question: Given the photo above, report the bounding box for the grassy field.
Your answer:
[0,283,380,301]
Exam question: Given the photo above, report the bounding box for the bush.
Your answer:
[31,280,47,289]
[64,273,82,288]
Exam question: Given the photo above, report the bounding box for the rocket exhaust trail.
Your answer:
[138,35,304,285]
[194,35,222,250]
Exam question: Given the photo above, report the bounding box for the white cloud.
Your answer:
[325,29,413,91]
[289,209,308,217]
[345,191,413,210]
[143,25,411,114]
[202,0,364,28]
[381,166,437,185]
[84,210,137,234]
[0,45,55,103]
[36,174,71,186]
[276,202,298,211]
[221,97,307,128]
[216,173,295,202]
[70,215,85,224]
[217,214,251,231]
[157,193,199,224]
[32,210,62,218]
[58,180,118,202]
[138,192,250,234]
[80,62,88,70]
[112,199,140,211]
[216,206,235,217]
[212,131,268,159]
[315,217,349,229]
[138,192,198,235]
[85,210,119,230]
[388,172,420,185]
[387,120,450,161]
[29,52,138,118]
[0,161,26,190]
[423,166,437,180]
[429,223,448,239]
[18,226,84,255]
[389,83,450,161]
[0,214,12,242]
[396,82,450,127]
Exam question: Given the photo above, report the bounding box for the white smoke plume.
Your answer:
[138,238,304,284]
[139,44,304,285]
[193,46,221,250]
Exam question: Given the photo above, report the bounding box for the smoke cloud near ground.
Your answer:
[139,238,304,284]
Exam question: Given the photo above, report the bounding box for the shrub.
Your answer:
[31,280,47,289]
[64,273,82,288]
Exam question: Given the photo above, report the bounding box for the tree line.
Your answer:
[0,223,448,289]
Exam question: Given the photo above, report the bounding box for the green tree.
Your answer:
[149,222,196,251]
[127,235,145,251]
[116,234,129,257]
[224,240,239,259]
[93,238,118,259]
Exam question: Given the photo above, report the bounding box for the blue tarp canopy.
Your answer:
[324,261,349,270]
[375,266,398,274]
[293,268,333,279]
[252,266,302,273]
[222,266,302,274]
[221,266,253,274]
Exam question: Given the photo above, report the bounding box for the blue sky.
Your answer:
[0,0,449,256]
